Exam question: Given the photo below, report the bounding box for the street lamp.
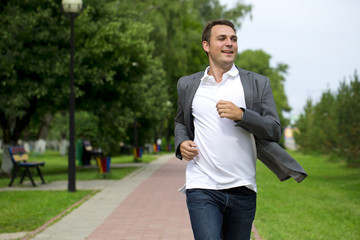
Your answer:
[62,0,83,192]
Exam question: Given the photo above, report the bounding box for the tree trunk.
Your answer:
[37,113,53,140]
[1,144,12,175]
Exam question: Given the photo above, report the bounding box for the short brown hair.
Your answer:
[202,20,236,44]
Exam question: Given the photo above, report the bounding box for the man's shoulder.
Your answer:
[177,71,204,87]
[179,71,204,81]
[236,66,268,81]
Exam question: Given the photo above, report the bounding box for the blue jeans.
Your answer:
[186,187,256,240]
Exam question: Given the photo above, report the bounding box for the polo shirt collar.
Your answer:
[224,64,239,78]
[201,64,238,83]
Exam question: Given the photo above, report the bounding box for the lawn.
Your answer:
[0,190,93,233]
[255,151,360,240]
[0,150,158,187]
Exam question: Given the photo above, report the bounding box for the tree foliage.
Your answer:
[0,0,68,143]
[0,0,170,151]
[294,70,360,166]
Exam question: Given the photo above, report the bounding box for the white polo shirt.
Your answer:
[185,64,257,192]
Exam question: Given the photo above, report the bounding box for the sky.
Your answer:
[219,0,360,120]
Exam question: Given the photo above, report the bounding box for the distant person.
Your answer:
[34,138,46,154]
[174,19,307,240]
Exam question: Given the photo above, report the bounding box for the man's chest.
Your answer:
[192,79,246,117]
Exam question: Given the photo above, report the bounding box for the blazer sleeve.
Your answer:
[235,75,282,142]
[256,139,308,183]
[174,78,190,160]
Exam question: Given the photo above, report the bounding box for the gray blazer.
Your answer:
[174,66,307,183]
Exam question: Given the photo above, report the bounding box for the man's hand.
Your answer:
[180,140,199,161]
[216,100,243,121]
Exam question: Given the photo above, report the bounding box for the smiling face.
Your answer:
[203,24,238,70]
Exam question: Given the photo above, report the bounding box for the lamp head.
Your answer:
[62,0,83,13]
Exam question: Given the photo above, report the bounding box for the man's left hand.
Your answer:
[216,100,243,121]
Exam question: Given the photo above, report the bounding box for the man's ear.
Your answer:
[202,41,210,53]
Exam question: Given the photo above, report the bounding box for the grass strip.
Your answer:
[0,190,93,233]
[22,190,98,240]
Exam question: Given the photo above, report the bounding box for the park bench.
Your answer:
[8,146,46,187]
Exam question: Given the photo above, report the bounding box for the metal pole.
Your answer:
[68,14,76,192]
[133,117,138,162]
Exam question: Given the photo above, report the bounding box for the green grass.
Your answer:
[0,151,159,187]
[0,190,93,233]
[111,153,160,164]
[255,151,360,240]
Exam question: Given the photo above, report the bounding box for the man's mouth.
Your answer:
[222,50,234,54]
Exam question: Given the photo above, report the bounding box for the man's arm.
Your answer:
[239,77,281,141]
[174,78,197,160]
[174,108,190,160]
[216,76,282,142]
[237,77,281,141]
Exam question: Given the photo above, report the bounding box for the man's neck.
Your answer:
[208,63,233,83]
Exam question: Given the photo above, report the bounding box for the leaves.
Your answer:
[295,70,360,165]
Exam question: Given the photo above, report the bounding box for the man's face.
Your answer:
[203,25,238,68]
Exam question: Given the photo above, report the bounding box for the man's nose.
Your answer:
[225,38,233,46]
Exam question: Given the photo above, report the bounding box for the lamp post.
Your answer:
[62,0,83,192]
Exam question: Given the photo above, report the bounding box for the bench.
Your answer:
[8,146,46,187]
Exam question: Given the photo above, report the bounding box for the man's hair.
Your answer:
[202,19,236,45]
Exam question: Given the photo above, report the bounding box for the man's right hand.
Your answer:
[180,140,199,161]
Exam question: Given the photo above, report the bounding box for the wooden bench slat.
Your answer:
[13,154,29,162]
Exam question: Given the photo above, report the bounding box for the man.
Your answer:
[174,20,307,240]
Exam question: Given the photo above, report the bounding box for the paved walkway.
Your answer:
[1,154,261,240]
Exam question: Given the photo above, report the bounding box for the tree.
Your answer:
[0,0,68,144]
[0,0,170,151]
[294,70,360,166]
[312,90,338,153]
[293,99,315,153]
[336,71,360,165]
[294,92,338,154]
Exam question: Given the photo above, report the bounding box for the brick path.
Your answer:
[87,157,193,240]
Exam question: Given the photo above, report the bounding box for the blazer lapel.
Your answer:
[186,74,201,110]
[237,67,253,110]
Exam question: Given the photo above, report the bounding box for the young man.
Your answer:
[174,20,307,240]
